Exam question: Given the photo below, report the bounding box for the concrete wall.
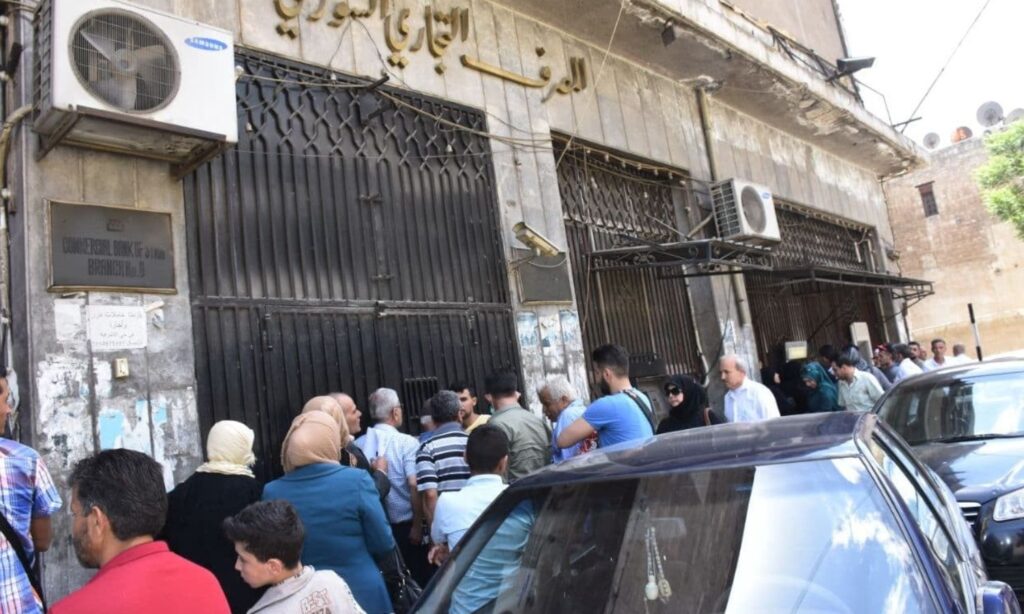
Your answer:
[884,137,1024,357]
[725,0,846,60]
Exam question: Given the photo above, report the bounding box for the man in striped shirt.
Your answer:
[416,390,470,526]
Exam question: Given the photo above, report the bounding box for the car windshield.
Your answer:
[876,372,1024,445]
[417,457,937,614]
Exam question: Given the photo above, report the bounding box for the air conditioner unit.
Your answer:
[710,178,781,244]
[34,0,238,177]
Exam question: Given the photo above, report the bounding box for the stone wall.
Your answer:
[884,136,1024,356]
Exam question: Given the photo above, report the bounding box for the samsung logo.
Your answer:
[185,37,228,51]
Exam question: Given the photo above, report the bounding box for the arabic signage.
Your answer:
[49,202,176,293]
[274,0,588,97]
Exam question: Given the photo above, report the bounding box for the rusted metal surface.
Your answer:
[555,140,702,381]
[185,51,519,479]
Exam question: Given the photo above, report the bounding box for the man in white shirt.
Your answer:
[720,355,780,423]
[835,355,884,412]
[354,387,428,583]
[428,425,508,566]
[949,343,977,365]
[923,338,949,372]
[893,343,924,382]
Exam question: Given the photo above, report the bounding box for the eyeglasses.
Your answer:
[665,388,682,396]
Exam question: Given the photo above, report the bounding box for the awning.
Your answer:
[758,266,934,304]
[588,237,775,275]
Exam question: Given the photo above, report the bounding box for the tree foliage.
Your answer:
[977,120,1024,239]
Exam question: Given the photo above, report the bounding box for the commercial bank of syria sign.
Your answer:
[273,0,590,99]
[48,202,176,293]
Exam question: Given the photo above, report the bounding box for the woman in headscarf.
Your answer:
[263,410,396,614]
[656,374,723,434]
[801,360,840,413]
[301,395,391,504]
[162,420,264,614]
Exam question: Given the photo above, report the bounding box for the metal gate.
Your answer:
[745,206,885,362]
[185,51,518,480]
[555,140,702,383]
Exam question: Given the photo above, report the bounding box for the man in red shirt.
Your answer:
[51,449,229,614]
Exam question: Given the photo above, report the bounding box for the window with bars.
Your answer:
[917,182,938,217]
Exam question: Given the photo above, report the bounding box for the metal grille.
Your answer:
[958,501,981,528]
[556,140,702,383]
[32,0,54,116]
[771,206,870,271]
[711,181,742,237]
[70,10,179,112]
[745,206,883,361]
[185,51,518,480]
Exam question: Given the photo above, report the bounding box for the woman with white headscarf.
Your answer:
[162,420,264,614]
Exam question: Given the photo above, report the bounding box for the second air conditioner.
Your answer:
[710,178,781,244]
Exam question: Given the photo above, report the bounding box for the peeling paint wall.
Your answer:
[9,143,203,598]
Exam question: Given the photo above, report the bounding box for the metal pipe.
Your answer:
[695,87,753,333]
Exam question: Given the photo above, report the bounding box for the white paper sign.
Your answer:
[87,305,148,351]
[54,299,84,342]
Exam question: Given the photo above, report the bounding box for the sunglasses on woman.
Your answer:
[665,387,681,396]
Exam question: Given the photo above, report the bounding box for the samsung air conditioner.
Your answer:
[710,178,781,245]
[34,0,238,177]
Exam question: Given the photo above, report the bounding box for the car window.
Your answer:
[878,373,1024,444]
[868,437,968,611]
[418,458,938,613]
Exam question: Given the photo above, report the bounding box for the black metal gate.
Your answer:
[185,51,518,480]
[555,140,702,383]
[745,206,884,363]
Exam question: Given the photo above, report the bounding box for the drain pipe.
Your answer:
[694,86,754,351]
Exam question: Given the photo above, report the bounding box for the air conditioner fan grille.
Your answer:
[70,10,179,112]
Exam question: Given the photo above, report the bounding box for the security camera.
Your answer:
[513,222,561,257]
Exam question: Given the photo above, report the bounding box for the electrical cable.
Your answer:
[553,0,626,170]
[901,0,994,134]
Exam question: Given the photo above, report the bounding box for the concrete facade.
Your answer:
[884,136,1024,357]
[1,0,918,599]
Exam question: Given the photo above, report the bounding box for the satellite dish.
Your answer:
[923,133,940,149]
[1007,108,1024,124]
[976,101,1004,128]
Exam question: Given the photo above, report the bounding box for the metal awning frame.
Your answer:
[588,236,775,276]
[761,266,934,304]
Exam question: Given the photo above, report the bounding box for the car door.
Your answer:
[866,430,978,613]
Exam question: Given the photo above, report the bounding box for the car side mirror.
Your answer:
[980,581,1021,614]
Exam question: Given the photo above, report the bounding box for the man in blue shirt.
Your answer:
[557,344,654,451]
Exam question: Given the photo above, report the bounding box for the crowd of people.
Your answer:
[0,338,978,613]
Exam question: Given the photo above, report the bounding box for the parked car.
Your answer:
[874,359,1024,603]
[414,413,1018,613]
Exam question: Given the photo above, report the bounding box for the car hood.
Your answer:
[913,437,1024,503]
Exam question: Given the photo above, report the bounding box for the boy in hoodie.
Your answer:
[224,500,366,614]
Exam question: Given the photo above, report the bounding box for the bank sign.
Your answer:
[48,202,176,293]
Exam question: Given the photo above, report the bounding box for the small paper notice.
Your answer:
[87,305,148,351]
[54,299,84,342]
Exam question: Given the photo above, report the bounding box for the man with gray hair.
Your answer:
[538,376,592,463]
[415,391,470,526]
[720,354,780,423]
[354,388,430,584]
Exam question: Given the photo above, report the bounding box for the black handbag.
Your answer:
[377,546,422,614]
[0,510,46,612]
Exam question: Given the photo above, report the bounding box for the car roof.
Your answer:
[889,359,1024,391]
[515,412,875,490]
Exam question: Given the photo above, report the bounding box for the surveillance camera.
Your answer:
[513,222,561,257]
